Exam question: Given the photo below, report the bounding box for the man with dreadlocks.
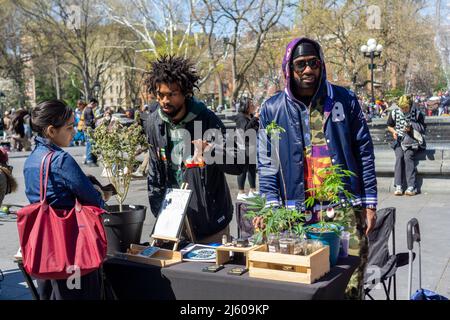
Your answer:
[144,55,243,244]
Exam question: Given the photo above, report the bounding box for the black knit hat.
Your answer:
[292,42,319,60]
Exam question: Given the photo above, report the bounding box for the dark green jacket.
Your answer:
[145,98,243,239]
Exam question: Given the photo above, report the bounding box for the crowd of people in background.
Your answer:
[358,90,450,122]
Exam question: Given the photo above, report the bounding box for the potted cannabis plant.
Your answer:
[245,195,306,245]
[304,165,356,266]
[89,120,148,254]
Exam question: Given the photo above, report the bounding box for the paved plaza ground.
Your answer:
[0,146,448,300]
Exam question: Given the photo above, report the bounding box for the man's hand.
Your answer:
[252,216,265,231]
[192,139,212,152]
[103,190,113,202]
[392,132,398,140]
[363,208,377,236]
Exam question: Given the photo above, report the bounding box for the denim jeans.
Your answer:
[85,136,97,164]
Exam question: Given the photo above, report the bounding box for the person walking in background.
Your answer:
[0,147,17,208]
[3,111,12,141]
[387,94,426,196]
[234,96,260,200]
[73,100,86,146]
[83,98,99,167]
[132,104,154,178]
[11,109,31,151]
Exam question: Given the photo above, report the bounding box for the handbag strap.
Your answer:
[39,151,55,202]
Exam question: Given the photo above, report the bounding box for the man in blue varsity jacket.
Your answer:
[255,38,377,299]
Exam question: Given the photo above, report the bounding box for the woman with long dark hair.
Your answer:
[234,96,259,200]
[24,100,107,300]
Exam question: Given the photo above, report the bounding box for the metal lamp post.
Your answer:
[360,39,383,103]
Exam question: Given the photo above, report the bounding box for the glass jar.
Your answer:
[293,236,304,255]
[279,233,295,254]
[267,234,280,253]
[304,239,324,255]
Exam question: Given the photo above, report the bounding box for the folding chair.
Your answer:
[364,207,412,300]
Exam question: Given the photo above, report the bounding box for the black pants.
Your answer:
[36,269,102,300]
[394,145,416,188]
[237,164,256,190]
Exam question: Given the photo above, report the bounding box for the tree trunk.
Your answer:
[216,72,224,110]
[54,62,61,100]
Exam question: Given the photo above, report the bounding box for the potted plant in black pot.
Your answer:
[89,120,148,254]
[304,165,356,266]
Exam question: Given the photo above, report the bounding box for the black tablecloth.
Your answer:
[103,255,360,300]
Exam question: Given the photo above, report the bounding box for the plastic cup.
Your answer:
[339,231,350,258]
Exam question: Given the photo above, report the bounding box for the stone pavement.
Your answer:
[0,146,448,300]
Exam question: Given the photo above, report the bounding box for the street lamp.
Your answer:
[360,38,383,103]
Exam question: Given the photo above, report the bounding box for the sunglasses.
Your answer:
[291,58,321,73]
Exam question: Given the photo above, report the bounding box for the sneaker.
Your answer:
[247,190,260,198]
[394,185,403,196]
[237,193,250,201]
[132,171,145,178]
[405,187,416,196]
[85,162,99,167]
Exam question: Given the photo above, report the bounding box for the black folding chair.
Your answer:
[364,207,413,300]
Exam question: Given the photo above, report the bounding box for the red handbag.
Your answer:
[17,151,107,280]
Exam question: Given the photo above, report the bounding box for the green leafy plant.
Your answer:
[262,120,288,204]
[304,165,356,235]
[245,195,305,244]
[88,121,148,211]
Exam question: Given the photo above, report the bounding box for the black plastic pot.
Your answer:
[102,205,147,255]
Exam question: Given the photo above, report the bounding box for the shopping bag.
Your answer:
[17,151,107,279]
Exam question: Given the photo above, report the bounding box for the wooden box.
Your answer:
[216,244,266,268]
[118,244,182,267]
[247,244,330,284]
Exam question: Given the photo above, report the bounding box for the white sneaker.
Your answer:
[237,193,250,201]
[405,187,417,196]
[394,185,403,196]
[132,171,144,178]
[247,191,260,198]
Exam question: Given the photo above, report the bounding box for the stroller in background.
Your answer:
[407,218,448,300]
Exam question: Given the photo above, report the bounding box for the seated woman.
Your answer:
[24,100,109,300]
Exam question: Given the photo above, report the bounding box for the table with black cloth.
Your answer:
[103,255,360,300]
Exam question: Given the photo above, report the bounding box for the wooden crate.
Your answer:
[248,244,330,284]
[215,244,266,268]
[118,244,182,267]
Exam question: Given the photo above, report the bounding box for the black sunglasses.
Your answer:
[291,58,321,73]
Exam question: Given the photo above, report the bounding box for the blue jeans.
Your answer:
[85,136,97,164]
